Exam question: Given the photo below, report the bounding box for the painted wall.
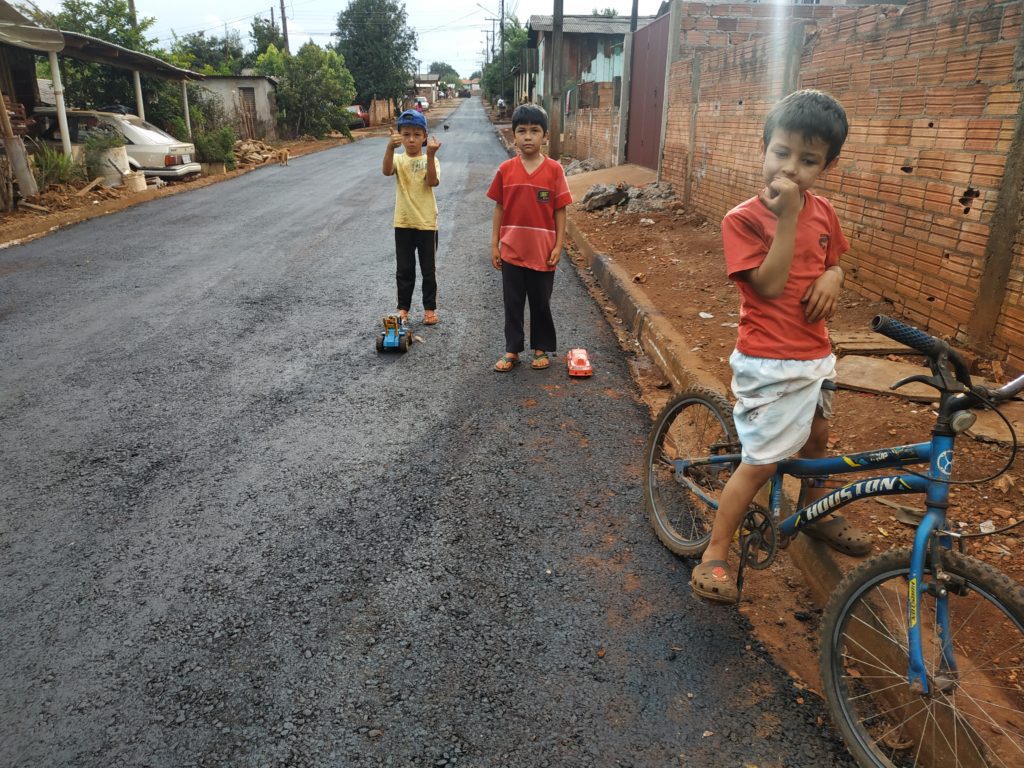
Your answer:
[200,78,278,140]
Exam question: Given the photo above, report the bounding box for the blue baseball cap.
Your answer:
[396,109,427,131]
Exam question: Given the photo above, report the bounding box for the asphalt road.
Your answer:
[0,98,854,767]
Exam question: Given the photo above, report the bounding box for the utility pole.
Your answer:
[499,0,505,102]
[549,0,564,158]
[280,0,290,54]
[127,0,138,29]
[271,6,275,27]
[630,0,639,32]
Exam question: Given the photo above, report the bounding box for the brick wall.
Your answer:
[564,83,620,167]
[661,0,1024,368]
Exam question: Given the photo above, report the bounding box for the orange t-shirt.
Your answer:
[487,156,572,272]
[722,192,849,360]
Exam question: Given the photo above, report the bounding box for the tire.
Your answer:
[400,335,411,353]
[375,335,385,353]
[643,388,739,556]
[819,547,1024,768]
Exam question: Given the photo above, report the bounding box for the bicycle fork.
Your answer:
[907,434,957,695]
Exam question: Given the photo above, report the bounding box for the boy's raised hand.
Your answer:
[426,135,442,154]
[387,128,402,149]
[759,176,801,218]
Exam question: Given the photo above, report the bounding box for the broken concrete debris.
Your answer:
[580,180,679,213]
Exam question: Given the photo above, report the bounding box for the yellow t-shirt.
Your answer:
[393,151,440,230]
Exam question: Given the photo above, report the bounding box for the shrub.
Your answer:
[29,140,84,188]
[82,126,126,179]
[165,116,189,142]
[193,126,237,170]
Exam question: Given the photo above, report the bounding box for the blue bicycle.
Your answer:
[643,315,1024,767]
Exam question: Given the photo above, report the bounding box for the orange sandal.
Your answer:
[423,310,439,326]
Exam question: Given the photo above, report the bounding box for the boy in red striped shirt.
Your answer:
[487,104,573,372]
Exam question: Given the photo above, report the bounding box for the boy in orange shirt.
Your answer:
[487,104,572,371]
[691,90,870,604]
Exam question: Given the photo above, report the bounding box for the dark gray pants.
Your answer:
[395,227,438,311]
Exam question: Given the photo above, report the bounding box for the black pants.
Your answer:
[395,227,438,312]
[501,261,556,353]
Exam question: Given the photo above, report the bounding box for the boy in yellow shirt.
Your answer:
[382,110,442,325]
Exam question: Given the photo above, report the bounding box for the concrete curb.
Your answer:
[565,214,848,607]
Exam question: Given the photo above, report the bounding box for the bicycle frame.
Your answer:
[677,432,958,694]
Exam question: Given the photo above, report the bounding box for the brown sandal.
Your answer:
[530,351,550,370]
[423,310,439,326]
[803,515,872,557]
[494,353,519,372]
[690,560,738,604]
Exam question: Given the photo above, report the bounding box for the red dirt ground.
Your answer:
[569,202,1024,696]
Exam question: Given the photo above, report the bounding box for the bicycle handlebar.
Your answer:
[871,315,973,387]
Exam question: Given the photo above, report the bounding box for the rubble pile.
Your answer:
[580,181,680,214]
[234,139,280,165]
[563,158,605,176]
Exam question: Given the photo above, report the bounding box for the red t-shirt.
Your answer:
[486,156,572,272]
[722,192,849,360]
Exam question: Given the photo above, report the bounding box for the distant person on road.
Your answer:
[487,104,572,372]
[691,89,870,605]
[382,109,442,326]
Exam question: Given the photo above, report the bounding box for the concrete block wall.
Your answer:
[661,0,1024,368]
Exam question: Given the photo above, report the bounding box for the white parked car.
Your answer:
[32,107,202,179]
[414,96,430,111]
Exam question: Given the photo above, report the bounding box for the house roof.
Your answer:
[202,74,277,86]
[0,1,63,52]
[59,31,203,81]
[526,14,657,37]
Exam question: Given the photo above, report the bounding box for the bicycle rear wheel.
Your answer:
[643,388,739,556]
[820,547,1024,768]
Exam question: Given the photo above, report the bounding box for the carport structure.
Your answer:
[0,0,202,161]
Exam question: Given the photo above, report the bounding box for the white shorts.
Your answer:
[730,350,837,465]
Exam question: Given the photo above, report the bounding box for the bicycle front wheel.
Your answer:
[820,547,1024,768]
[643,388,738,556]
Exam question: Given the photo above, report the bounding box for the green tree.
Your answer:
[171,30,244,75]
[593,7,619,16]
[481,17,526,103]
[252,44,287,79]
[35,0,159,109]
[275,42,356,138]
[428,61,462,84]
[333,0,416,107]
[250,16,285,58]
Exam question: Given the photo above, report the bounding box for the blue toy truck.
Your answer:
[376,315,411,353]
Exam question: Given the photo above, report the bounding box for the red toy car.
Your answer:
[566,348,593,377]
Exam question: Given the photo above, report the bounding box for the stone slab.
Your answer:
[966,401,1024,445]
[831,330,914,356]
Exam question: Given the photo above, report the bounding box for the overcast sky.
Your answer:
[27,0,665,77]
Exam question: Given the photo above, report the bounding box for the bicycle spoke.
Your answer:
[822,550,1024,768]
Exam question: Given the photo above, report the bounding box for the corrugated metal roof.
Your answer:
[0,0,63,52]
[60,32,204,81]
[527,14,657,36]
